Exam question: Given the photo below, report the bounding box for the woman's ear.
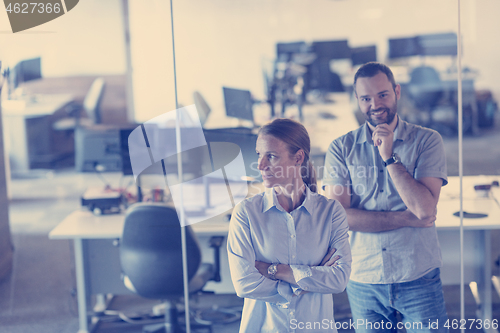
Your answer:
[295,149,305,166]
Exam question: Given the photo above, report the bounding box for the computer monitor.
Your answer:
[203,128,260,182]
[223,87,254,122]
[351,46,377,66]
[417,32,457,56]
[13,57,42,88]
[388,37,420,59]
[276,41,306,61]
[312,40,351,60]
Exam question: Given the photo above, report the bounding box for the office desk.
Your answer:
[437,175,500,333]
[2,93,74,172]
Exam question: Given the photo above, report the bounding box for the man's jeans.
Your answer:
[346,268,449,333]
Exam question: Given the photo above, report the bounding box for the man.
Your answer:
[322,62,448,333]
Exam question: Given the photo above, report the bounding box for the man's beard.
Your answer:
[366,100,397,127]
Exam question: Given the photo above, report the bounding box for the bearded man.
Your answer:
[323,62,449,333]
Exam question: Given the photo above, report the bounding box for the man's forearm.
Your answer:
[346,208,435,232]
[386,163,439,219]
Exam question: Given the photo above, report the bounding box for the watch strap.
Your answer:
[384,156,396,167]
[384,153,400,167]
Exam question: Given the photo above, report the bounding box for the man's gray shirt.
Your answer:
[322,117,447,284]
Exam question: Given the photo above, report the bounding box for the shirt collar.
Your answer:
[355,122,372,144]
[356,115,407,144]
[262,186,314,215]
[393,116,408,142]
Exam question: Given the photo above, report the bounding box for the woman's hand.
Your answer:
[320,247,341,267]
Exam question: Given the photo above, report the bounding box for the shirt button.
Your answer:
[292,255,296,259]
[380,189,384,193]
[380,169,383,173]
[382,248,387,251]
[291,235,295,239]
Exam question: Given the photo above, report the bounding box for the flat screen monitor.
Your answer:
[14,57,41,87]
[276,41,306,60]
[203,128,260,182]
[388,37,420,59]
[223,87,254,122]
[417,32,457,56]
[351,45,377,66]
[312,40,350,60]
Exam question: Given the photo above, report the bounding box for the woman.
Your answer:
[227,118,351,333]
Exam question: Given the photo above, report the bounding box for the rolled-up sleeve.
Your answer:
[413,130,448,185]
[290,200,351,293]
[227,201,293,304]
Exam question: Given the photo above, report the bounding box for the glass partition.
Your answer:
[162,0,497,330]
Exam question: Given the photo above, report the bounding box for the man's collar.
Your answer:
[262,186,313,214]
[393,116,408,142]
[355,122,372,144]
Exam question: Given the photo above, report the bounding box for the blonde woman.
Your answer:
[228,118,351,333]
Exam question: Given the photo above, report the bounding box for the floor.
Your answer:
[1,107,500,332]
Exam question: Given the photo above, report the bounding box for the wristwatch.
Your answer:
[383,153,401,167]
[267,263,278,280]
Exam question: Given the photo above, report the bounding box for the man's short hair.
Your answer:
[353,62,397,92]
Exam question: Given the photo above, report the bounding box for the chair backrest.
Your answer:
[409,66,441,85]
[83,77,106,124]
[408,66,443,108]
[120,203,202,299]
[193,91,211,127]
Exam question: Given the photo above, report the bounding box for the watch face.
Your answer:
[268,264,277,276]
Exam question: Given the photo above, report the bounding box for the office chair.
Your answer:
[407,66,443,110]
[51,77,107,169]
[405,66,444,129]
[192,91,211,127]
[53,77,106,130]
[119,203,228,333]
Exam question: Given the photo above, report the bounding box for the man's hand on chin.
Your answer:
[372,124,394,160]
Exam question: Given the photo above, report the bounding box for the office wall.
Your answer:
[130,0,459,121]
[1,1,498,122]
[171,0,458,103]
[466,0,500,95]
[130,0,500,123]
[0,0,126,77]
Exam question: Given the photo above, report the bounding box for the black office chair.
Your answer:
[119,203,227,333]
[53,77,106,130]
[407,66,443,110]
